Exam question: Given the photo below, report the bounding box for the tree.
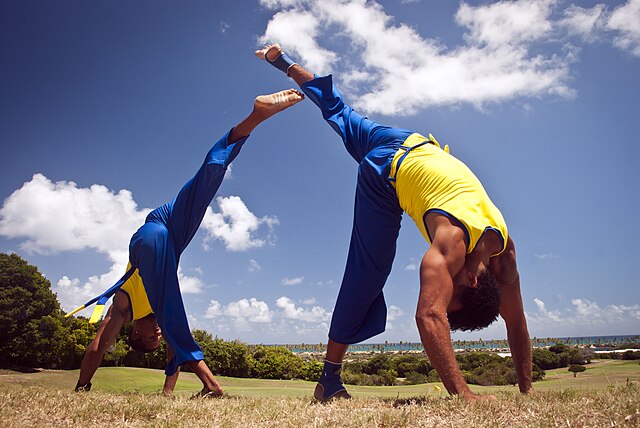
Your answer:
[568,364,586,377]
[0,253,65,368]
[251,346,304,380]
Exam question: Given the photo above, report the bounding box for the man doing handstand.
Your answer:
[257,45,532,402]
[72,88,303,397]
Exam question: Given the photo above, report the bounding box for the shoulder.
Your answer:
[489,237,518,285]
[112,291,132,321]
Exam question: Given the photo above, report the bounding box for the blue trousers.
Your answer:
[129,130,247,375]
[300,75,413,344]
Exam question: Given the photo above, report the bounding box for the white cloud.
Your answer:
[301,297,317,305]
[456,0,555,47]
[533,252,560,260]
[281,276,304,286]
[204,300,223,318]
[606,0,640,57]
[201,196,278,252]
[529,297,640,335]
[387,304,404,321]
[0,173,147,255]
[224,298,273,323]
[260,0,578,115]
[276,296,331,322]
[0,175,269,312]
[177,268,205,294]
[260,8,338,74]
[404,262,418,271]
[248,258,261,272]
[560,4,606,42]
[0,174,149,310]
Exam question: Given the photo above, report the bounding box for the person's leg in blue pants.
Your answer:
[257,45,413,400]
[129,89,305,397]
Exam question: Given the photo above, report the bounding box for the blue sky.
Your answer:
[1,0,639,344]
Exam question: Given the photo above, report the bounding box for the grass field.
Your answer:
[1,360,639,427]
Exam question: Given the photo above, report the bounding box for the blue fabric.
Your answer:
[266,52,297,75]
[300,75,412,344]
[317,360,347,399]
[129,129,248,375]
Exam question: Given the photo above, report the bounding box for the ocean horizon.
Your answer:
[276,334,640,354]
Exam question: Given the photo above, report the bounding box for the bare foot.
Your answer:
[255,44,283,62]
[190,385,224,399]
[254,89,304,119]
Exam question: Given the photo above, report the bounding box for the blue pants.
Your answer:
[129,130,248,375]
[300,75,413,344]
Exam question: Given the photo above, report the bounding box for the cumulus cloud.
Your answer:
[276,296,331,322]
[206,298,273,331]
[259,0,578,114]
[281,276,304,286]
[259,0,640,115]
[0,174,269,311]
[387,304,404,321]
[0,174,148,309]
[201,196,279,252]
[203,296,331,337]
[606,0,640,57]
[529,297,640,335]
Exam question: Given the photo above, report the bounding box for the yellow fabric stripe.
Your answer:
[88,304,106,324]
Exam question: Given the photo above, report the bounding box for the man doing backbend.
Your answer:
[73,89,303,397]
[257,45,532,402]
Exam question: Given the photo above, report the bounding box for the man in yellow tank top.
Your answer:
[73,89,304,396]
[259,45,532,402]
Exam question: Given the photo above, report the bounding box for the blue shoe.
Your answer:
[313,360,351,402]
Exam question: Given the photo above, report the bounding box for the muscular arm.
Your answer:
[76,292,130,388]
[491,237,533,393]
[162,345,180,396]
[416,217,492,400]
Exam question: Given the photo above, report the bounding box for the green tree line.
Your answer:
[2,252,602,386]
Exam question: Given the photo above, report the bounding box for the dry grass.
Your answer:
[1,383,639,427]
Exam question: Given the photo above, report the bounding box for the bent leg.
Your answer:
[328,173,403,344]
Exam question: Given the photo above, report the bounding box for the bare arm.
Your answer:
[491,237,533,393]
[76,292,130,389]
[162,345,180,396]
[416,217,495,401]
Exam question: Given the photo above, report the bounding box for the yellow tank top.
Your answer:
[391,133,508,255]
[119,263,153,320]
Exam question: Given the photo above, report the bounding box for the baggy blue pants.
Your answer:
[300,75,413,344]
[129,130,247,375]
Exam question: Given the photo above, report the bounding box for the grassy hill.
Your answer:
[1,360,638,427]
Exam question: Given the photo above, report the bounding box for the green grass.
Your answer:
[1,359,638,398]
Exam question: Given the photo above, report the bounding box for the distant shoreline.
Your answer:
[259,334,640,355]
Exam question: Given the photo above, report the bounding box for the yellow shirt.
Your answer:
[119,263,153,320]
[391,133,508,255]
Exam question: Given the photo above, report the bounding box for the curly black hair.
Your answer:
[447,270,502,332]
